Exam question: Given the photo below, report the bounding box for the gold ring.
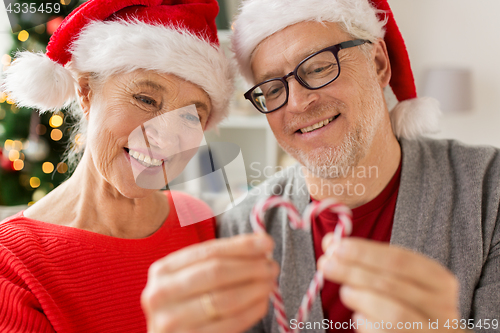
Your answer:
[200,293,218,320]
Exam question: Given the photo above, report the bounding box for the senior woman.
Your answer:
[0,0,278,332]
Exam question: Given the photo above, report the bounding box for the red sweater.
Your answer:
[312,161,402,332]
[0,191,216,333]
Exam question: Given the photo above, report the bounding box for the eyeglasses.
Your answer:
[244,39,371,114]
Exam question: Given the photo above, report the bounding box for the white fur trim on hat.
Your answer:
[232,0,387,84]
[72,20,234,129]
[2,20,235,130]
[390,97,441,139]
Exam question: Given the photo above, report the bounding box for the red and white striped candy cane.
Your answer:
[250,196,353,333]
[250,196,302,333]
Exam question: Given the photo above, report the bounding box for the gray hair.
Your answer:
[62,70,106,172]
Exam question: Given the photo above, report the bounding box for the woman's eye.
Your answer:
[183,113,200,123]
[135,95,157,107]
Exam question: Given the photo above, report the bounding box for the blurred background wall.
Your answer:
[389,0,500,147]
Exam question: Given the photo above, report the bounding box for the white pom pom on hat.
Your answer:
[1,0,235,130]
[2,51,76,112]
[231,0,441,139]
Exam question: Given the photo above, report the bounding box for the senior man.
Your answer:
[219,0,500,332]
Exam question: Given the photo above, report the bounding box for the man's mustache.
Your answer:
[282,100,347,134]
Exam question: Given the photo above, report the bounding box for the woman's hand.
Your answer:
[141,234,279,333]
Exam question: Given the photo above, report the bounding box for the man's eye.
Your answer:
[307,65,327,75]
[264,85,284,99]
[312,67,326,73]
[304,63,336,77]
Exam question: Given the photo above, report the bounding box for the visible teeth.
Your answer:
[302,126,312,133]
[300,116,336,133]
[128,149,163,167]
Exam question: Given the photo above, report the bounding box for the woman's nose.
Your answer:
[142,121,180,149]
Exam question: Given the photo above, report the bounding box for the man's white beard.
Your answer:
[279,81,384,179]
[281,118,369,179]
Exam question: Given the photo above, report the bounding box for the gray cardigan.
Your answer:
[218,138,500,333]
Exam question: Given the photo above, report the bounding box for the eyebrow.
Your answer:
[190,101,210,115]
[254,46,323,83]
[255,70,284,84]
[255,44,334,84]
[135,80,164,92]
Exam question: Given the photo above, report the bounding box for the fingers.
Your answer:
[159,281,274,330]
[340,286,426,333]
[144,257,279,308]
[151,234,274,275]
[321,237,455,292]
[318,254,459,318]
[198,300,270,333]
[142,234,278,333]
[318,236,461,330]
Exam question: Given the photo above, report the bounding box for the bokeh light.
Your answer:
[30,177,41,188]
[57,162,68,174]
[1,54,11,66]
[51,129,63,141]
[4,139,14,150]
[32,189,47,202]
[8,150,19,161]
[18,30,29,42]
[42,162,55,173]
[13,159,24,171]
[49,114,63,128]
[13,140,22,150]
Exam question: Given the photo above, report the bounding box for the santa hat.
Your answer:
[1,0,234,130]
[231,0,440,139]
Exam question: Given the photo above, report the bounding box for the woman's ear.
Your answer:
[371,38,391,89]
[77,75,92,119]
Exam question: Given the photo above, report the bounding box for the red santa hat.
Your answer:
[2,0,234,130]
[231,0,441,139]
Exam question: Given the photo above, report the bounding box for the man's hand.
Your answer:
[141,234,279,333]
[317,236,465,332]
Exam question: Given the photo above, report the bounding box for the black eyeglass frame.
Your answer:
[244,39,372,114]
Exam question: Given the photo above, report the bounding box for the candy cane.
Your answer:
[250,196,353,333]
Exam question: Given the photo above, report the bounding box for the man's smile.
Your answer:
[295,113,341,135]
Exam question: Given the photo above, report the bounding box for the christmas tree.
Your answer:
[0,0,231,206]
[0,0,83,206]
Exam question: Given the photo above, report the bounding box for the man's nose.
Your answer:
[285,79,318,113]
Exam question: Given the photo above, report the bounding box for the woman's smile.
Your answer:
[125,147,165,168]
